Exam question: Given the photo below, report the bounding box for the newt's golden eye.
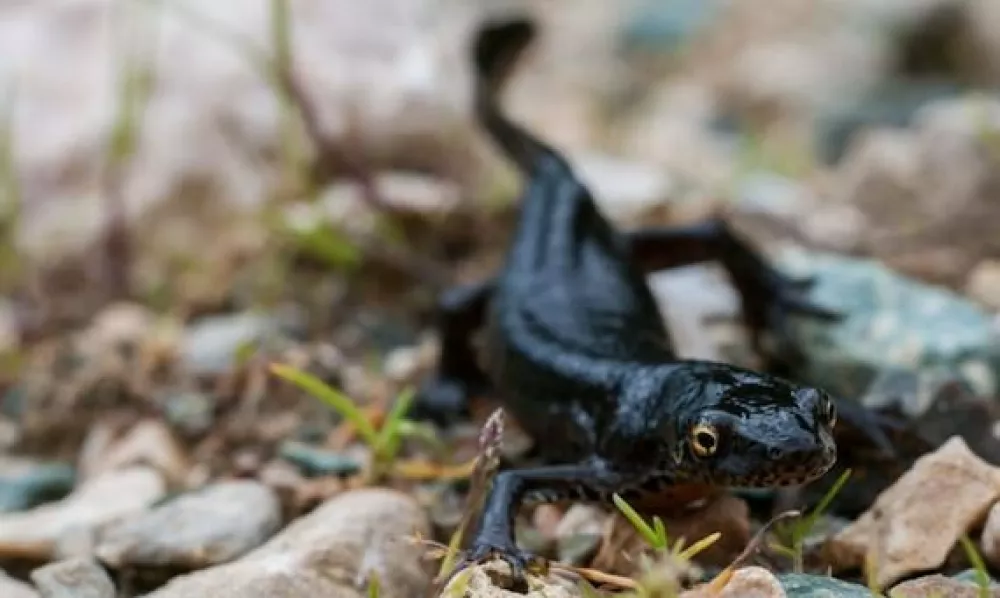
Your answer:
[690,424,718,457]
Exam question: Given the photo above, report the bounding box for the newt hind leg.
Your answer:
[411,279,495,425]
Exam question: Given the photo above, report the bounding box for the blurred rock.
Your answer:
[0,569,38,598]
[826,437,1000,588]
[0,458,75,513]
[778,249,1000,405]
[0,0,498,263]
[683,566,783,598]
[143,488,429,598]
[96,480,281,570]
[554,504,606,566]
[162,391,216,438]
[570,152,676,225]
[180,312,286,375]
[31,557,115,598]
[648,264,745,365]
[85,419,190,487]
[778,573,872,597]
[278,441,361,478]
[829,96,1000,287]
[980,502,1000,570]
[890,573,1000,598]
[0,466,165,561]
[619,0,722,55]
[81,303,157,353]
[967,260,1000,312]
[814,79,961,164]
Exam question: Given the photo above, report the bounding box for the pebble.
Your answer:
[96,480,282,570]
[0,458,75,513]
[180,312,284,376]
[162,391,216,438]
[142,488,430,598]
[85,419,190,486]
[778,248,1000,406]
[827,436,1000,588]
[0,569,38,598]
[889,573,1000,598]
[966,260,1000,312]
[683,566,784,598]
[980,502,1000,569]
[778,573,872,597]
[278,441,361,478]
[0,466,166,561]
[553,504,606,565]
[569,151,677,226]
[30,557,115,598]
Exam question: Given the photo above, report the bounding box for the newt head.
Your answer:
[653,362,838,488]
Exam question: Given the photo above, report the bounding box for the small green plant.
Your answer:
[770,468,852,573]
[366,571,380,598]
[269,363,416,478]
[958,534,991,598]
[612,493,721,562]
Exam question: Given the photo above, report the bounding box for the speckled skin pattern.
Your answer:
[414,16,888,573]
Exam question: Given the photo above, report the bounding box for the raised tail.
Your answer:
[472,16,564,174]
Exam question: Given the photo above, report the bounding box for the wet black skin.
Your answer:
[415,16,892,575]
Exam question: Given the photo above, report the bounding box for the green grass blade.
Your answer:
[612,493,664,549]
[375,386,415,459]
[269,363,378,445]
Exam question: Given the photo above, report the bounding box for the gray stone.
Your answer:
[0,569,38,598]
[620,0,722,54]
[779,573,872,597]
[96,480,281,570]
[777,249,1000,406]
[0,466,166,561]
[142,488,430,598]
[31,557,115,598]
[278,441,361,478]
[0,459,75,513]
[180,312,288,375]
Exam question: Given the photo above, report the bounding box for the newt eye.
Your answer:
[690,424,718,457]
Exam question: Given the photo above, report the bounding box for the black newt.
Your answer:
[414,15,893,576]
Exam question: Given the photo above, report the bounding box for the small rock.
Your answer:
[96,480,281,570]
[980,502,1000,569]
[143,488,430,598]
[278,441,362,478]
[648,264,744,364]
[180,312,285,375]
[967,260,1000,312]
[620,0,722,54]
[889,573,1000,598]
[569,152,676,225]
[683,566,784,598]
[554,504,606,565]
[85,419,190,487]
[439,560,576,598]
[779,249,1000,404]
[0,458,75,513]
[82,303,156,353]
[827,436,1000,588]
[0,466,166,561]
[778,573,872,597]
[30,557,115,598]
[0,569,38,598]
[162,391,216,437]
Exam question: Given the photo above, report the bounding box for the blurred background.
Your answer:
[1,0,1000,596]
